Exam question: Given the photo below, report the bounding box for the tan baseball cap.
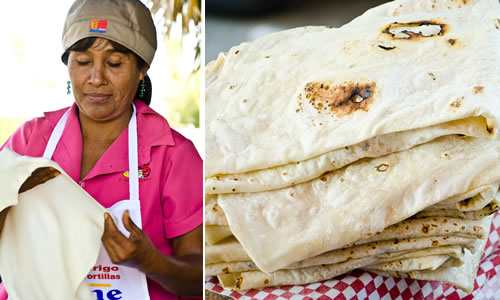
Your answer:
[62,0,157,66]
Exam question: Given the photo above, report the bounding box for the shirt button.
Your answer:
[80,182,86,188]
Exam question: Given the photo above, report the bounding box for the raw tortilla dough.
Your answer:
[0,148,106,299]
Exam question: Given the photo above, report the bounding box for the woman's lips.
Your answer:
[86,93,111,103]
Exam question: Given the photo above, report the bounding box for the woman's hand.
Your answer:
[101,210,158,272]
[18,167,61,194]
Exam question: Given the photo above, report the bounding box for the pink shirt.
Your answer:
[1,100,203,300]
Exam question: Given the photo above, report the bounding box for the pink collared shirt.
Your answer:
[1,100,203,300]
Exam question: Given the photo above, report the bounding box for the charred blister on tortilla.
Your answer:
[383,21,447,39]
[300,81,376,117]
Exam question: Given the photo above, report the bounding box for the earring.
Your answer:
[67,81,71,95]
[139,79,145,98]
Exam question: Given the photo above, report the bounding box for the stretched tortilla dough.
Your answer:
[0,148,106,299]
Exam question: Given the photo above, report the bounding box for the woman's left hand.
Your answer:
[101,210,157,272]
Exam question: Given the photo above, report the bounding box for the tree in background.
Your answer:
[148,0,201,128]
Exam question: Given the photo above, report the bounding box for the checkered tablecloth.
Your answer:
[205,212,500,299]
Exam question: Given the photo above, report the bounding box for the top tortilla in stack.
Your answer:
[205,0,500,290]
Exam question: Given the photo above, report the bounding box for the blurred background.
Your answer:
[206,0,389,62]
[0,0,202,155]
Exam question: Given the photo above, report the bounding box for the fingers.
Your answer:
[102,213,129,263]
[122,210,142,239]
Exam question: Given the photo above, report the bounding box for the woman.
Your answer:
[0,0,203,299]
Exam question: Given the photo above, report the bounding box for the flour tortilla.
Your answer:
[206,186,498,226]
[218,136,500,272]
[414,200,499,219]
[366,215,494,293]
[366,255,452,272]
[205,245,463,276]
[217,256,378,291]
[206,225,233,245]
[0,148,105,300]
[206,117,490,194]
[206,0,500,177]
[205,233,475,266]
[426,183,499,212]
[205,194,227,226]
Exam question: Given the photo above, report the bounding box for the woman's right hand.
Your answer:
[18,167,61,193]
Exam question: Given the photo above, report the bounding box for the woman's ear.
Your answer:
[139,66,149,81]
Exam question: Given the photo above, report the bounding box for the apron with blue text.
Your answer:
[43,104,150,300]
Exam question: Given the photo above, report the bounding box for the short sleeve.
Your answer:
[0,120,35,155]
[161,137,203,239]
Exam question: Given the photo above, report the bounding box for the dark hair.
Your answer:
[61,37,152,105]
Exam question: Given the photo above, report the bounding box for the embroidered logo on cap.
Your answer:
[89,18,108,33]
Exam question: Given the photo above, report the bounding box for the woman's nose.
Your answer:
[89,65,106,86]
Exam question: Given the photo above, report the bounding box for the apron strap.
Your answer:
[128,104,140,201]
[43,109,71,159]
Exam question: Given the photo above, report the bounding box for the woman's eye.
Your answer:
[77,61,90,66]
[108,62,122,68]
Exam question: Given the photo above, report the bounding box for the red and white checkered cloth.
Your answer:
[206,212,500,299]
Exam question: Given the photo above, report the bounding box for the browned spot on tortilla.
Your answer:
[445,229,449,232]
[211,187,216,190]
[282,172,288,176]
[216,176,220,180]
[264,279,270,284]
[406,226,409,230]
[443,219,448,223]
[443,153,451,160]
[394,239,399,244]
[431,224,438,227]
[249,178,256,183]
[421,225,430,234]
[212,204,219,212]
[473,86,484,94]
[432,4,435,8]
[487,126,494,134]
[235,50,239,54]
[453,223,458,226]
[448,39,456,46]
[265,55,271,58]
[222,267,229,273]
[495,19,500,30]
[229,85,236,90]
[231,188,236,192]
[450,97,463,109]
[428,72,436,80]
[378,45,396,50]
[289,191,295,197]
[376,163,389,172]
[473,226,482,232]
[372,246,376,249]
[432,240,439,246]
[303,81,376,117]
[320,177,327,182]
[461,226,466,230]
[340,177,345,183]
[383,21,447,39]
[242,99,248,103]
[350,250,354,254]
[235,277,243,290]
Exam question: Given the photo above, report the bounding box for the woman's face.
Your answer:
[68,38,146,122]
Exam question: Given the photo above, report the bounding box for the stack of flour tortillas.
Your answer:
[205,0,500,294]
[0,148,105,299]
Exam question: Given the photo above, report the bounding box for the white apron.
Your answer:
[43,104,150,300]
